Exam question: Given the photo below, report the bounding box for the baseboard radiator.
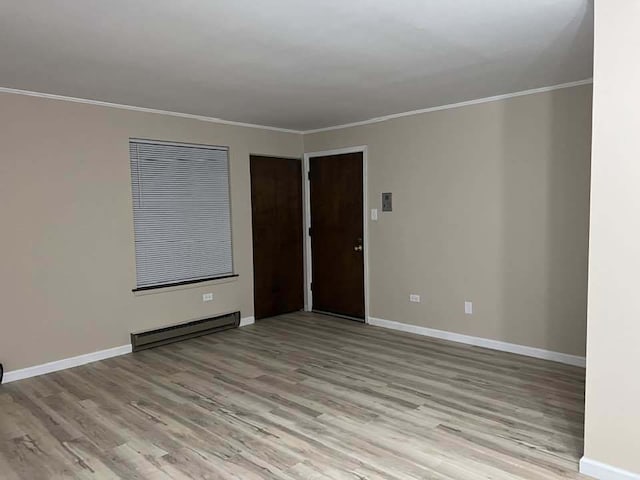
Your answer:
[130,311,240,352]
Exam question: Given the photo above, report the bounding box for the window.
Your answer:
[129,139,234,290]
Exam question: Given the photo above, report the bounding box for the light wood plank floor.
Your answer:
[0,312,586,479]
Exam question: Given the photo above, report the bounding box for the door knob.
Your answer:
[354,245,363,252]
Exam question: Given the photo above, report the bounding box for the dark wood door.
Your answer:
[250,155,304,319]
[310,152,365,320]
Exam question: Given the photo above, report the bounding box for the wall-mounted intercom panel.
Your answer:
[382,192,392,212]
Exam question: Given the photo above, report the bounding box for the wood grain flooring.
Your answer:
[0,312,586,479]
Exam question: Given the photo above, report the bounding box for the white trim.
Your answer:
[1,80,592,135]
[303,146,370,323]
[0,86,301,134]
[2,316,256,384]
[2,345,132,384]
[303,78,594,134]
[580,457,640,480]
[368,317,586,367]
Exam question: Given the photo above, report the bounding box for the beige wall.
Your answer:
[583,0,640,475]
[0,93,303,371]
[0,84,593,372]
[304,85,592,357]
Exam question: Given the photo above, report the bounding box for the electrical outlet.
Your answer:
[371,208,378,221]
[465,301,473,315]
[202,293,214,302]
[409,294,421,303]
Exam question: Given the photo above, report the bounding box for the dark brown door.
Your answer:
[310,152,365,320]
[250,155,304,319]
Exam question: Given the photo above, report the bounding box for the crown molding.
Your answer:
[303,78,594,134]
[1,78,593,135]
[0,86,302,134]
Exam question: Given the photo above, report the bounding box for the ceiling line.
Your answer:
[0,86,302,134]
[1,78,593,135]
[302,78,594,134]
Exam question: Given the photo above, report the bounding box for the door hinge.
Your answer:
[308,227,312,236]
[310,282,313,291]
[307,170,311,181]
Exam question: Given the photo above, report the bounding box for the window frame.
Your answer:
[129,138,236,292]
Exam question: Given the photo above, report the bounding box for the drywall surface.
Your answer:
[305,84,592,356]
[0,92,302,371]
[583,0,640,476]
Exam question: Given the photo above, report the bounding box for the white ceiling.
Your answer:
[0,0,593,131]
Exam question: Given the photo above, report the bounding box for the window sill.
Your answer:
[132,274,239,296]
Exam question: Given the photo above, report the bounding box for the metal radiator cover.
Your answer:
[130,311,240,352]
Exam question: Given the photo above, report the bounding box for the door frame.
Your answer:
[303,146,370,323]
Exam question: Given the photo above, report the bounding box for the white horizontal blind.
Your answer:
[129,139,233,288]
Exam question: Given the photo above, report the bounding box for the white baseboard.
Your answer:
[580,457,640,480]
[2,317,256,384]
[368,317,585,367]
[3,344,132,384]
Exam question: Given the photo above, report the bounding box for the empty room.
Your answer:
[1,1,638,479]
